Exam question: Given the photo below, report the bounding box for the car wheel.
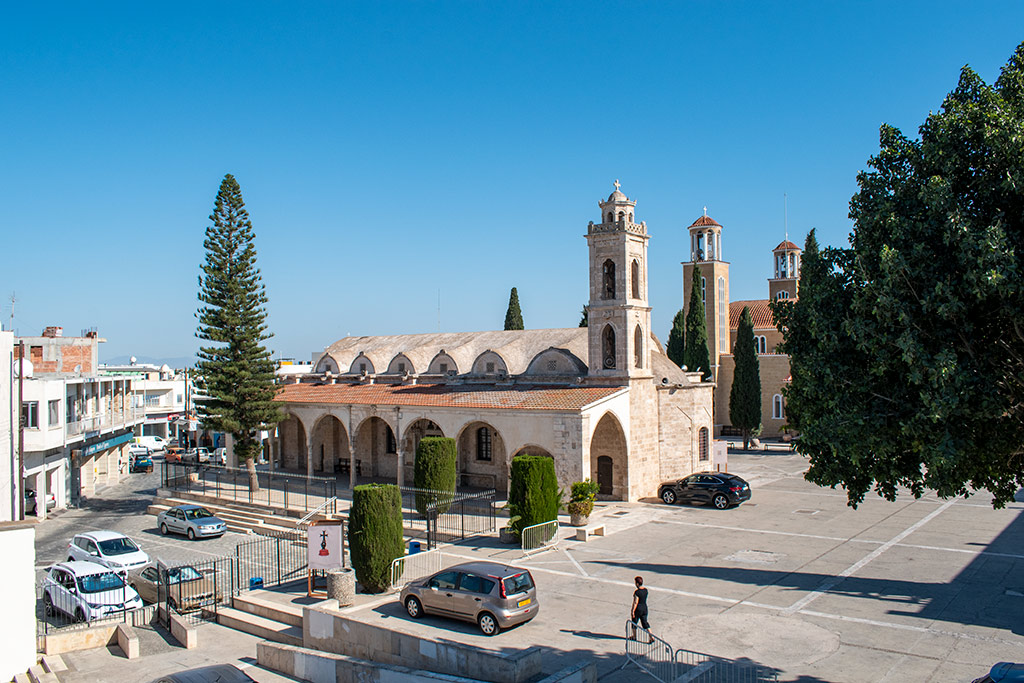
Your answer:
[74,607,86,623]
[478,612,500,636]
[405,596,423,619]
[661,489,676,505]
[160,523,169,536]
[712,493,730,509]
[187,528,196,540]
[43,592,54,617]
[67,556,75,563]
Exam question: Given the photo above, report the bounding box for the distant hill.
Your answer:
[102,354,197,369]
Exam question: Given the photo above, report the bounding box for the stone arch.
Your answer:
[590,412,627,500]
[523,348,586,376]
[314,354,339,374]
[634,324,643,369]
[403,418,444,468]
[606,211,614,223]
[351,353,375,375]
[278,414,308,472]
[511,444,554,459]
[602,259,615,299]
[354,416,397,479]
[310,414,349,474]
[471,350,508,376]
[617,210,624,221]
[427,351,458,375]
[631,259,641,299]
[602,325,616,369]
[387,353,415,375]
[457,421,508,492]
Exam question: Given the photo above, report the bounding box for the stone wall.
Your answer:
[656,375,713,483]
[714,354,791,438]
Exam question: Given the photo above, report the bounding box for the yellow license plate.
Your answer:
[517,598,531,607]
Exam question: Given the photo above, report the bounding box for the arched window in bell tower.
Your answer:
[602,325,616,369]
[607,212,613,223]
[630,259,640,299]
[634,325,643,368]
[602,260,616,300]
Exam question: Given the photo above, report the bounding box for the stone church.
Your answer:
[681,212,800,438]
[271,184,715,501]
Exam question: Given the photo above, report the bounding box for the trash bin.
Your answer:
[250,577,264,590]
[327,567,355,607]
[408,541,421,555]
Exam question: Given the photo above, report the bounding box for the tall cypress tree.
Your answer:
[578,304,588,328]
[684,267,711,380]
[666,308,686,368]
[195,174,281,492]
[730,306,761,450]
[504,287,524,330]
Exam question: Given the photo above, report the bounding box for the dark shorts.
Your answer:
[631,608,650,630]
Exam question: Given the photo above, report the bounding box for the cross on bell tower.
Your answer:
[584,182,652,380]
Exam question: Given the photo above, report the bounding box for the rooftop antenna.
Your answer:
[8,291,14,333]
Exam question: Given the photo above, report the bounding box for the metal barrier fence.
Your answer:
[162,461,337,514]
[623,621,778,682]
[388,547,445,590]
[521,520,559,555]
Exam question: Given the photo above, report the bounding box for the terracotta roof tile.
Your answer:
[729,300,775,330]
[689,215,721,228]
[774,240,800,251]
[274,382,625,411]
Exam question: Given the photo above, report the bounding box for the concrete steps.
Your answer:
[27,664,58,683]
[232,592,304,627]
[9,655,65,683]
[215,606,303,646]
[147,494,335,536]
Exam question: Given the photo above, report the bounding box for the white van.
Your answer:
[134,435,167,452]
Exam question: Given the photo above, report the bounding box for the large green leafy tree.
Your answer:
[504,287,524,330]
[195,174,281,492]
[666,308,686,368]
[683,267,711,380]
[775,43,1024,508]
[729,306,761,450]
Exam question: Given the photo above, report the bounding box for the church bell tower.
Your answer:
[585,181,653,381]
[682,210,730,380]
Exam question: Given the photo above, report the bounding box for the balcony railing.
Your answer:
[66,406,145,436]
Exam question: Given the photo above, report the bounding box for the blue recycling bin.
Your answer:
[250,576,264,590]
[408,541,421,555]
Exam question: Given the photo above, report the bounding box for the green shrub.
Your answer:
[508,455,561,537]
[413,437,457,515]
[567,478,599,517]
[348,484,405,593]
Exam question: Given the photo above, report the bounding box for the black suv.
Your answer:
[658,472,751,509]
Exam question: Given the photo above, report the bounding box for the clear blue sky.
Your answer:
[3,2,1022,364]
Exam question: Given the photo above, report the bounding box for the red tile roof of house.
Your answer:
[689,215,722,228]
[774,240,800,251]
[274,382,625,411]
[729,300,775,329]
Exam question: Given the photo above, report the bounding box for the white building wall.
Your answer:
[1,331,15,522]
[0,524,36,679]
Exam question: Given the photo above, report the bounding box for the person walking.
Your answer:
[630,575,651,642]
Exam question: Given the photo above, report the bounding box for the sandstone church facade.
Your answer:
[680,213,801,438]
[271,185,715,501]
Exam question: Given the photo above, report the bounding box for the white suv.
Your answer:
[43,561,143,622]
[67,531,150,575]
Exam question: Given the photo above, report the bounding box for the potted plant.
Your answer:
[567,479,599,527]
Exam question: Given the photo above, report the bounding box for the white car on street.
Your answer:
[67,531,150,575]
[43,561,143,622]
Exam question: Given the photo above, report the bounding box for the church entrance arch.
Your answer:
[590,412,627,500]
[278,414,307,472]
[403,419,444,463]
[457,422,507,492]
[310,415,348,475]
[354,416,397,480]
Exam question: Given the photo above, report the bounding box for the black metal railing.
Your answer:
[161,461,337,514]
[392,485,496,549]
[36,572,151,649]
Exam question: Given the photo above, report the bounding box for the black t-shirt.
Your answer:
[633,587,648,611]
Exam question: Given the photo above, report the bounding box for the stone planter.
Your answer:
[569,512,590,527]
[498,527,518,544]
[326,567,356,607]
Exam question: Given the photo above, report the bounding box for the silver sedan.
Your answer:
[157,505,227,540]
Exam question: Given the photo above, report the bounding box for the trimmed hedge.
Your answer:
[348,484,405,593]
[413,437,457,515]
[508,454,560,536]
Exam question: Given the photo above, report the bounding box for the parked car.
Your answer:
[658,472,751,509]
[128,563,221,612]
[25,488,56,515]
[185,447,211,464]
[42,560,143,622]
[400,561,539,635]
[165,446,185,464]
[135,435,168,452]
[129,443,151,459]
[148,664,255,683]
[212,447,227,466]
[130,452,154,473]
[67,531,151,574]
[973,663,1024,683]
[157,504,227,540]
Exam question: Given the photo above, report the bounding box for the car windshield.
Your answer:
[78,572,126,593]
[165,566,203,584]
[184,508,214,520]
[97,537,140,556]
[502,571,534,596]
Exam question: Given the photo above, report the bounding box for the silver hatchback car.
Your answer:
[400,561,538,635]
[157,504,227,540]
